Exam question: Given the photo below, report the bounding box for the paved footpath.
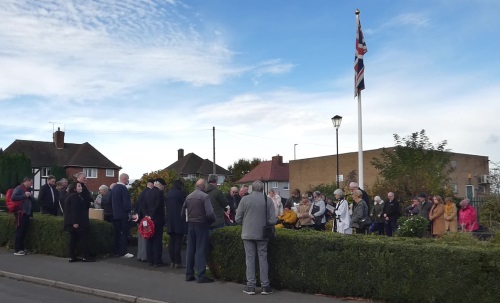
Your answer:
[0,248,355,303]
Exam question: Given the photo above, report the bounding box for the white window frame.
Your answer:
[106,169,115,177]
[84,168,98,178]
[41,167,51,177]
[283,182,289,190]
[272,181,278,188]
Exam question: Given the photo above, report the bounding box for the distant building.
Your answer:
[3,128,121,195]
[289,147,490,199]
[166,148,230,184]
[236,155,290,199]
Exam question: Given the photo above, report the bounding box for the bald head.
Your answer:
[196,179,207,191]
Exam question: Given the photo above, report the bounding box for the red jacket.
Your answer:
[458,206,478,232]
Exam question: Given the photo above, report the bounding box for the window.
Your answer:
[84,168,98,178]
[451,161,457,170]
[452,184,458,194]
[272,182,278,188]
[283,182,289,190]
[106,169,115,177]
[41,168,51,177]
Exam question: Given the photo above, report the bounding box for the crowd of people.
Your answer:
[8,174,481,295]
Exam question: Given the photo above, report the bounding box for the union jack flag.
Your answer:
[354,15,367,97]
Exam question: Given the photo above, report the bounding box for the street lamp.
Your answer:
[294,144,298,160]
[331,115,342,188]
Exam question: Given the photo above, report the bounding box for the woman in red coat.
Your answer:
[458,199,479,232]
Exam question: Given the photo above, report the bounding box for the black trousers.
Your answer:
[168,233,184,265]
[146,225,164,265]
[14,213,30,252]
[113,218,129,256]
[68,228,90,259]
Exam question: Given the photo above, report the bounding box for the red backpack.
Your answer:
[6,187,24,213]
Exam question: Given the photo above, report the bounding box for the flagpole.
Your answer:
[355,9,364,189]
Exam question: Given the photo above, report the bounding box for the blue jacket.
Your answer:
[111,183,132,220]
[11,185,34,215]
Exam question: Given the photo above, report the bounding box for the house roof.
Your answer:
[166,152,230,175]
[236,155,289,183]
[4,139,121,169]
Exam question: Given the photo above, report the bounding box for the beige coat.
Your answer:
[296,201,313,227]
[443,203,457,232]
[429,204,445,236]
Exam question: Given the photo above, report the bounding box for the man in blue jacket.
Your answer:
[111,173,134,258]
[11,177,36,256]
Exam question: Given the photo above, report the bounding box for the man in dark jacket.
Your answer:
[181,179,215,283]
[111,173,134,258]
[39,175,58,215]
[142,178,166,266]
[205,174,229,231]
[383,192,400,236]
[11,177,36,256]
[349,182,371,214]
[165,179,187,268]
[101,183,115,222]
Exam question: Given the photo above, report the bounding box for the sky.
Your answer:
[1,0,499,180]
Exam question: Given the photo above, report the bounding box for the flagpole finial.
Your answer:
[355,9,360,15]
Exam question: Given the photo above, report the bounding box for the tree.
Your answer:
[129,169,189,204]
[0,152,32,193]
[489,161,500,195]
[371,130,453,202]
[50,165,68,181]
[227,158,262,182]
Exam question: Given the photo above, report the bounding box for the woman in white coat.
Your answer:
[334,189,352,234]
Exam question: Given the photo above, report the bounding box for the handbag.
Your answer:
[262,192,275,240]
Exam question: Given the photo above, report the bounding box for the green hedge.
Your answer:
[0,212,114,257]
[208,227,500,303]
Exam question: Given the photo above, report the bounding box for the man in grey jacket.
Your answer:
[235,180,276,295]
[11,176,36,256]
[181,179,216,283]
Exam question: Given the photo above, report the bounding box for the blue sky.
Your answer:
[1,0,499,180]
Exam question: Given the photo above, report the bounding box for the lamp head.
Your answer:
[331,115,342,128]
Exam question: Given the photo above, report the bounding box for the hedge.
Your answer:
[0,212,114,257]
[208,227,500,303]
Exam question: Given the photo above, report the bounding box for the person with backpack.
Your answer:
[10,176,36,256]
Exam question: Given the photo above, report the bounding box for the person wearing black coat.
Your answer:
[142,178,167,266]
[165,180,188,268]
[383,192,400,237]
[39,176,58,215]
[64,183,94,262]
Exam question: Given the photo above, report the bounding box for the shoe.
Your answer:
[121,253,134,258]
[243,286,256,295]
[68,257,82,263]
[82,258,96,262]
[153,263,167,267]
[14,250,27,256]
[174,264,184,269]
[261,287,273,295]
[170,263,175,268]
[185,276,196,282]
[197,277,214,283]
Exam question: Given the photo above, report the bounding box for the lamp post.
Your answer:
[331,115,342,188]
[294,144,298,160]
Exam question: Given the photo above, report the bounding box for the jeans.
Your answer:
[14,213,30,252]
[243,240,270,288]
[385,219,398,237]
[113,217,129,256]
[185,224,210,279]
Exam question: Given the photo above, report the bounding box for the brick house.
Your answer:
[166,149,230,184]
[289,147,490,199]
[236,155,290,199]
[3,128,121,195]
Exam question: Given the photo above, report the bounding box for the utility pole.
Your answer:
[212,126,216,174]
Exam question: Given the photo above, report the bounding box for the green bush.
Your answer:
[396,215,428,238]
[209,227,500,303]
[0,212,114,257]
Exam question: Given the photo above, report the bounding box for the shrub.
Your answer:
[208,227,500,303]
[396,215,428,238]
[0,212,114,257]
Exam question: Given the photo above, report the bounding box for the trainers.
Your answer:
[243,286,256,295]
[121,253,134,258]
[14,250,27,256]
[261,287,273,295]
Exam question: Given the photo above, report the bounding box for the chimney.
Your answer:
[178,148,184,160]
[53,127,65,149]
[272,154,283,165]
